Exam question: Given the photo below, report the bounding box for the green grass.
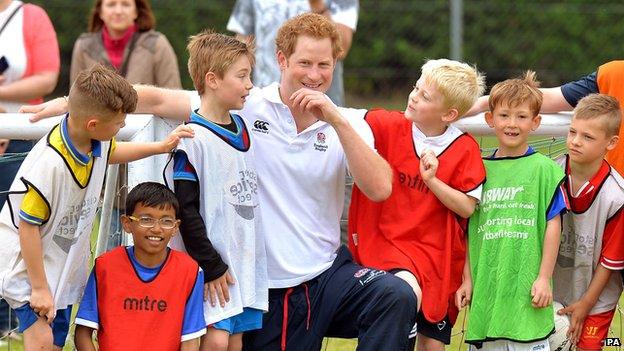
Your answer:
[4,303,624,350]
[321,308,470,351]
[321,303,624,351]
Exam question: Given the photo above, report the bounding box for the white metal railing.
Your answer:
[454,112,571,136]
[0,111,573,251]
[0,111,572,139]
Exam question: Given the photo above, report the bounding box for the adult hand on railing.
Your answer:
[19,96,68,122]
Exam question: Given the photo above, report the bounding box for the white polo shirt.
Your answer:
[190,84,371,288]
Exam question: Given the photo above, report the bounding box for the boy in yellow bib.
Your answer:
[0,64,192,350]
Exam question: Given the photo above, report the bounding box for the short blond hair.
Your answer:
[489,71,542,116]
[420,59,485,117]
[68,64,137,120]
[276,13,343,59]
[187,30,255,95]
[574,94,621,136]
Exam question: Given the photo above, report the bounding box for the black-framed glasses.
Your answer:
[127,215,178,230]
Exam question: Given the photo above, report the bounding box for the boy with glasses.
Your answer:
[74,182,206,351]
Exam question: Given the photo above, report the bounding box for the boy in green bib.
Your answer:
[462,72,568,350]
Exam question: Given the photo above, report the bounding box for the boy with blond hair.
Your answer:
[464,72,567,350]
[553,94,624,351]
[348,58,486,350]
[165,30,268,351]
[0,64,191,350]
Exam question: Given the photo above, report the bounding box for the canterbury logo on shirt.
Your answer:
[253,120,270,133]
[123,296,168,312]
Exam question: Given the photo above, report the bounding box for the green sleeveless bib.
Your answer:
[466,152,564,343]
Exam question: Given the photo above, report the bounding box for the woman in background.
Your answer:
[70,0,181,88]
[0,0,59,113]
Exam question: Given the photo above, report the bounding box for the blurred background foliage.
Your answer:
[34,0,624,102]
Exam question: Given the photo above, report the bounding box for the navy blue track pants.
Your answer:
[243,245,417,351]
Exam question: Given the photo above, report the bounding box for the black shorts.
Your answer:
[417,312,452,345]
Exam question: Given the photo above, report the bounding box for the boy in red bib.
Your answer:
[348,59,486,350]
[74,182,206,351]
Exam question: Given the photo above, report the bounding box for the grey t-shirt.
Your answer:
[227,0,358,106]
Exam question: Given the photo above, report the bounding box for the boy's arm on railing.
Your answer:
[133,85,192,121]
[465,95,489,117]
[19,96,68,122]
[464,86,574,117]
[21,85,193,123]
[540,87,574,113]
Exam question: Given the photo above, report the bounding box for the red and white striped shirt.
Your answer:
[554,155,624,314]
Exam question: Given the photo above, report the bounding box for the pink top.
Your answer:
[22,3,60,104]
[102,24,136,70]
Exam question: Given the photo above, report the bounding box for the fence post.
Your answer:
[450,0,463,61]
[95,164,119,257]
